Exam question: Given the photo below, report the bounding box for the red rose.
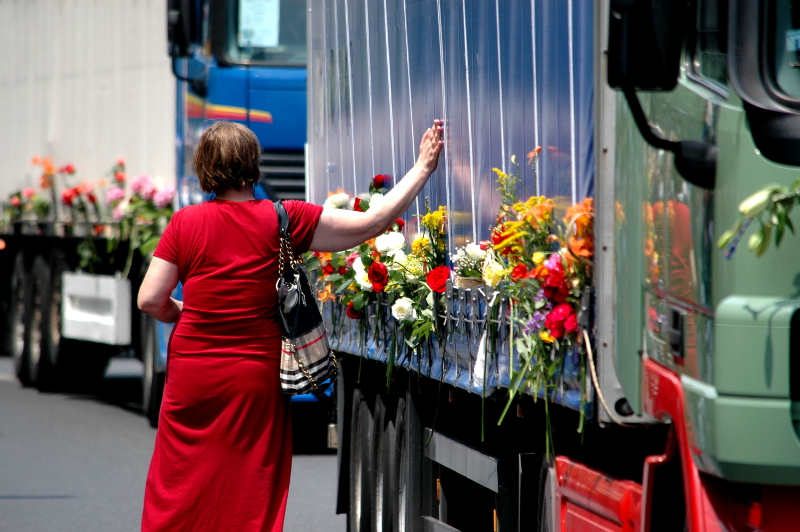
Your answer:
[479,240,491,250]
[10,196,21,207]
[116,158,125,167]
[395,218,405,231]
[426,265,450,293]
[353,198,363,212]
[510,263,529,280]
[87,193,97,204]
[338,265,347,275]
[61,188,77,206]
[372,174,390,188]
[114,171,126,183]
[368,261,389,292]
[542,261,570,302]
[93,224,105,236]
[59,164,75,174]
[346,302,364,320]
[322,264,334,276]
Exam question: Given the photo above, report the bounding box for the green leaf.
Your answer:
[352,292,367,310]
[335,281,352,294]
[326,274,343,283]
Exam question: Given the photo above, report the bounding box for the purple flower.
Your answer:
[534,289,546,303]
[106,187,125,205]
[154,186,175,209]
[523,311,546,335]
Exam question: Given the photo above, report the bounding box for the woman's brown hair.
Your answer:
[194,121,261,194]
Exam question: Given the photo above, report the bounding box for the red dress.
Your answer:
[142,199,323,532]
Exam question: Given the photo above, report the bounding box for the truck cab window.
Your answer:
[223,0,306,65]
[689,0,728,89]
[770,0,800,99]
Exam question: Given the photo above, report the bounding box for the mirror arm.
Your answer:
[171,58,208,98]
[622,87,716,190]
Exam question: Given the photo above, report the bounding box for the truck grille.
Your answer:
[258,150,306,201]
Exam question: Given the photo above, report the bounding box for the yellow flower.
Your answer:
[421,206,447,232]
[532,252,546,265]
[540,330,555,343]
[412,237,431,255]
[482,257,506,287]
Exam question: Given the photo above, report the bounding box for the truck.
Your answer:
[306,0,800,531]
[0,0,321,431]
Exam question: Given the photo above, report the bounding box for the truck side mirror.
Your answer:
[607,0,688,91]
[167,0,197,58]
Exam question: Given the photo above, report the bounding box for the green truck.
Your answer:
[308,0,800,530]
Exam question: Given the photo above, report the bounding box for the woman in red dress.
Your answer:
[137,120,443,532]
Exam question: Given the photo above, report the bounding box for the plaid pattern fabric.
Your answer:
[279,322,337,395]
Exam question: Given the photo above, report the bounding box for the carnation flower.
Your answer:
[482,256,506,287]
[106,187,126,205]
[352,257,366,274]
[22,188,35,199]
[131,174,156,200]
[375,231,406,253]
[154,186,175,209]
[346,251,360,269]
[391,297,417,322]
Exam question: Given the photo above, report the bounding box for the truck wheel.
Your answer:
[371,393,391,532]
[349,386,372,532]
[28,256,55,390]
[9,253,33,386]
[141,314,165,428]
[391,396,407,532]
[35,253,75,391]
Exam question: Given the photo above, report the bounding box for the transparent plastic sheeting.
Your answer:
[309,0,594,409]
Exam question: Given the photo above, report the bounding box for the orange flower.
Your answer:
[568,235,594,259]
[0,239,6,250]
[526,146,542,166]
[524,199,553,229]
[314,251,332,264]
[42,158,54,175]
[39,174,52,189]
[565,198,594,237]
[30,156,41,165]
[98,179,108,187]
[317,284,335,302]
[365,238,377,251]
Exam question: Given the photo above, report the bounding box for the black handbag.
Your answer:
[273,200,338,395]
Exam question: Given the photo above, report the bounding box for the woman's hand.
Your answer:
[309,120,444,252]
[415,120,444,175]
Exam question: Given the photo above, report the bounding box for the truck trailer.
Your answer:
[306,0,800,530]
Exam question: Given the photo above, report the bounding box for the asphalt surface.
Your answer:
[0,357,345,532]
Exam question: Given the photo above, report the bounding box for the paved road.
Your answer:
[0,357,346,532]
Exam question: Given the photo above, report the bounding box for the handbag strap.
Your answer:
[274,200,297,277]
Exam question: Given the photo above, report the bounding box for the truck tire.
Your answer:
[391,396,407,532]
[141,314,165,428]
[349,386,373,532]
[28,255,55,390]
[9,252,33,386]
[371,393,391,532]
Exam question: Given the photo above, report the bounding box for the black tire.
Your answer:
[391,396,407,532]
[9,253,33,386]
[141,314,165,428]
[349,386,372,532]
[28,256,54,390]
[34,252,75,392]
[371,393,392,532]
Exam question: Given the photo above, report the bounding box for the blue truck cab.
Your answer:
[158,0,329,413]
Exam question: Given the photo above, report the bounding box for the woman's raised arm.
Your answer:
[308,120,443,252]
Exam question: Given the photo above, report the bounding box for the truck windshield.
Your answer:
[223,0,306,65]
[770,0,800,98]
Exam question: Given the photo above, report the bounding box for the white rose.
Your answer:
[328,192,350,208]
[356,270,373,291]
[323,198,335,208]
[352,257,366,273]
[465,242,486,262]
[391,297,417,322]
[375,231,406,253]
[387,249,406,269]
[369,193,386,211]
